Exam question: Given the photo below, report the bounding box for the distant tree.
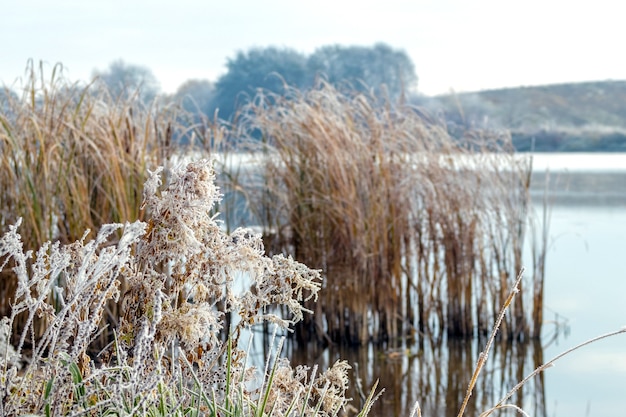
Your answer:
[308,43,417,98]
[212,47,309,120]
[211,44,418,121]
[92,60,160,103]
[172,79,215,116]
[169,79,217,146]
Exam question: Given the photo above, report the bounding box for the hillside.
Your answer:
[418,80,626,152]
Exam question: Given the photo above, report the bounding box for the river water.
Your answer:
[528,153,626,417]
[276,153,626,417]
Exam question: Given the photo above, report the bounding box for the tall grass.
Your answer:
[0,62,185,344]
[1,65,546,345]
[232,82,545,344]
[0,62,176,247]
[1,160,621,417]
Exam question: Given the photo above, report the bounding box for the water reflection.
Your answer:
[530,170,626,207]
[283,336,547,417]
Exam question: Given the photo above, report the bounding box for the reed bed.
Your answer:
[1,63,171,246]
[232,83,545,344]
[0,63,189,345]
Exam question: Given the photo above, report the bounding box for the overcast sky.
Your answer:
[2,0,625,96]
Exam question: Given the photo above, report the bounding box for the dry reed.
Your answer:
[0,62,191,247]
[229,82,546,344]
[0,62,196,346]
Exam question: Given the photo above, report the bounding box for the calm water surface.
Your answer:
[282,153,626,417]
[534,154,626,416]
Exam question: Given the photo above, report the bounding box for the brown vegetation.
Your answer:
[0,63,184,345]
[0,161,371,416]
[233,83,545,344]
[1,65,546,349]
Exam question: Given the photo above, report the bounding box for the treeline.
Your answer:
[5,52,626,152]
[25,43,416,123]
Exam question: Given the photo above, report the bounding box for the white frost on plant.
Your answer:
[0,317,20,370]
[0,160,336,416]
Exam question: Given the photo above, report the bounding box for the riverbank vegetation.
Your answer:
[0,160,382,416]
[2,64,625,417]
[0,63,187,344]
[232,82,545,344]
[1,65,547,346]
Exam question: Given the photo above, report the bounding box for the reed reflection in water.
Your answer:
[276,336,548,417]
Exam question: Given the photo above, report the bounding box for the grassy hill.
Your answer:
[417,80,626,152]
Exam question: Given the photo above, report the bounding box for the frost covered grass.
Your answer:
[0,63,236,351]
[0,160,381,416]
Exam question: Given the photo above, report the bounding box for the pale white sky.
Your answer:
[1,0,625,96]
